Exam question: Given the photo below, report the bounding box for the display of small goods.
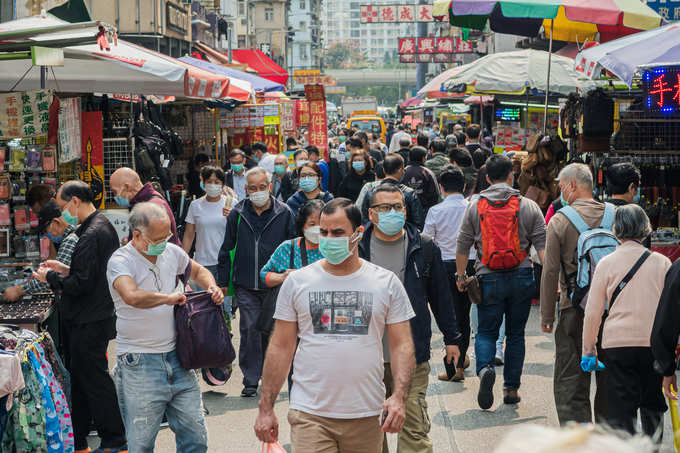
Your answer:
[0,292,54,324]
[0,135,58,261]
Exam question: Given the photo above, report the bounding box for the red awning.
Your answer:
[231,49,288,85]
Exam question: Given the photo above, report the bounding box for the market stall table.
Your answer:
[0,292,55,332]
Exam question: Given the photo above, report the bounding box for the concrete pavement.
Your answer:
[106,304,675,452]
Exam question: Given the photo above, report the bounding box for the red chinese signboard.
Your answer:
[80,111,105,209]
[436,37,454,54]
[361,4,442,23]
[305,85,328,158]
[417,37,435,54]
[399,54,416,63]
[455,37,474,53]
[416,53,433,63]
[296,100,310,126]
[642,66,680,115]
[433,53,455,63]
[398,38,416,55]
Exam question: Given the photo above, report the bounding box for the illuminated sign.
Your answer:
[495,108,521,121]
[642,66,680,115]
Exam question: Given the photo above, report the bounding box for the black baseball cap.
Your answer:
[37,201,62,234]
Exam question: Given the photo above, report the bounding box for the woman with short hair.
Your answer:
[582,204,670,442]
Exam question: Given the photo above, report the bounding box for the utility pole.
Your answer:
[416,0,428,91]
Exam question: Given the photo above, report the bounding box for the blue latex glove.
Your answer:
[580,355,606,372]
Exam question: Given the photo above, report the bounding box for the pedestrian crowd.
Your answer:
[22,119,680,453]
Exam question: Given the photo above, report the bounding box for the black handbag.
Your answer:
[256,239,308,334]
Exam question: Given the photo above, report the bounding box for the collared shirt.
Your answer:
[424,194,476,261]
[232,171,247,201]
[23,225,78,294]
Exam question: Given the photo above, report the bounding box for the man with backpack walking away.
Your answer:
[456,154,546,410]
[540,163,614,425]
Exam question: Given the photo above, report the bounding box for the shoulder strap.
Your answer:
[609,250,651,311]
[600,203,616,230]
[420,233,434,278]
[558,205,590,234]
[300,237,309,267]
[289,239,296,269]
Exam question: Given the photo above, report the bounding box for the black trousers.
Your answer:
[604,347,667,441]
[64,317,126,449]
[444,260,476,369]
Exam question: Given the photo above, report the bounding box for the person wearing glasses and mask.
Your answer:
[359,184,460,453]
[286,162,334,216]
[107,202,223,453]
[255,198,416,452]
[217,167,296,398]
[280,149,310,202]
[34,180,127,453]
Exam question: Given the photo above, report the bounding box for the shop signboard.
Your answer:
[642,65,680,114]
[58,97,82,163]
[296,100,310,126]
[642,0,680,21]
[80,111,105,209]
[361,4,439,23]
[280,100,296,136]
[398,37,475,63]
[0,90,51,139]
[305,84,328,157]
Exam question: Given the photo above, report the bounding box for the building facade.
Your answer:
[288,0,321,77]
[321,0,416,65]
[249,0,289,68]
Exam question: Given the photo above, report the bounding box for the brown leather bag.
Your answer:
[524,185,550,209]
[465,276,482,305]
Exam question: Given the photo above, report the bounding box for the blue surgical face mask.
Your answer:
[46,231,63,245]
[319,230,362,265]
[142,234,169,256]
[299,176,318,193]
[200,181,205,191]
[231,163,244,174]
[61,202,78,226]
[114,194,130,208]
[274,165,286,176]
[560,192,568,207]
[352,161,366,172]
[377,210,405,236]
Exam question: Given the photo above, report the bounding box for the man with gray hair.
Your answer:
[540,162,610,425]
[218,166,296,398]
[107,201,224,452]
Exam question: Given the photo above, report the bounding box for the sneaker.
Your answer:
[503,389,521,405]
[241,386,258,397]
[477,366,496,410]
[494,355,504,366]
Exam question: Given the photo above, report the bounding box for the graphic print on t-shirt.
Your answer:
[309,291,373,335]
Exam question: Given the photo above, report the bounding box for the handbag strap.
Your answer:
[289,239,296,269]
[300,237,308,267]
[608,250,651,312]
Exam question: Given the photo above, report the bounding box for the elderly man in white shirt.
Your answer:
[423,167,476,381]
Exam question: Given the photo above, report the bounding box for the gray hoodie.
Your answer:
[457,183,546,275]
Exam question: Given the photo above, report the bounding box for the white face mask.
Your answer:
[304,225,320,244]
[204,184,223,198]
[249,190,270,207]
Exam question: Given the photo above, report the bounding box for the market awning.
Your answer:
[399,93,425,109]
[464,95,494,105]
[232,49,288,86]
[0,15,233,99]
[180,56,283,94]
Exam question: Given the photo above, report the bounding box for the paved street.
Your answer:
[107,304,675,452]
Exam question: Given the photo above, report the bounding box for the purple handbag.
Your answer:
[174,264,236,370]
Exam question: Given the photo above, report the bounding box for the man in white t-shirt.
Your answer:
[107,202,224,453]
[254,142,276,175]
[254,199,416,453]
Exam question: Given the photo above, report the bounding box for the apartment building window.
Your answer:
[299,21,307,31]
[238,0,245,16]
[350,11,360,18]
[351,30,360,37]
[300,0,306,9]
[350,2,360,9]
[265,8,274,21]
[360,29,367,37]
[238,35,246,48]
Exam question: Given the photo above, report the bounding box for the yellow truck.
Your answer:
[347,111,386,142]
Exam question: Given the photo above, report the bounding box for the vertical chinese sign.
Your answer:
[80,111,105,209]
[280,100,296,138]
[0,90,51,138]
[305,84,328,160]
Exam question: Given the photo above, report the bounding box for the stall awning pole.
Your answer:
[543,18,554,135]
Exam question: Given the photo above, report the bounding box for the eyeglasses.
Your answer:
[370,203,405,213]
[141,232,173,246]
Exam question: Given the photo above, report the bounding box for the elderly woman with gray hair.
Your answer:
[582,204,671,442]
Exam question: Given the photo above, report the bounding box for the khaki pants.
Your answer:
[383,362,432,453]
[554,307,608,425]
[288,409,383,453]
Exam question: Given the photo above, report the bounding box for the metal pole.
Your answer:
[227,22,232,63]
[40,66,47,89]
[543,18,553,135]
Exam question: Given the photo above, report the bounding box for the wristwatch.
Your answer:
[455,273,467,282]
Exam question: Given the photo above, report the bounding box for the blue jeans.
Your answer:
[194,264,231,320]
[471,306,505,356]
[113,349,208,453]
[475,267,535,390]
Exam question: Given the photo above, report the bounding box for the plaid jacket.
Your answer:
[23,225,78,294]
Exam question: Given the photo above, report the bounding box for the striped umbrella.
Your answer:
[447,0,664,131]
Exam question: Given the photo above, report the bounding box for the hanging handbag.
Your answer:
[174,261,236,370]
[465,276,482,305]
[256,239,308,335]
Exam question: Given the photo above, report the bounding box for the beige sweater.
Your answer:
[582,241,671,356]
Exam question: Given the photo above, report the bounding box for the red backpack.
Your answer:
[477,195,527,270]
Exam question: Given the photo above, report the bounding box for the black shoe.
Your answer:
[503,389,521,405]
[478,366,496,410]
[241,386,258,397]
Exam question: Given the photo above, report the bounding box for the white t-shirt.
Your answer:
[258,153,276,175]
[185,195,236,266]
[107,243,190,355]
[274,259,415,419]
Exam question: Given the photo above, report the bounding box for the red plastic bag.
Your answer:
[261,442,286,453]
